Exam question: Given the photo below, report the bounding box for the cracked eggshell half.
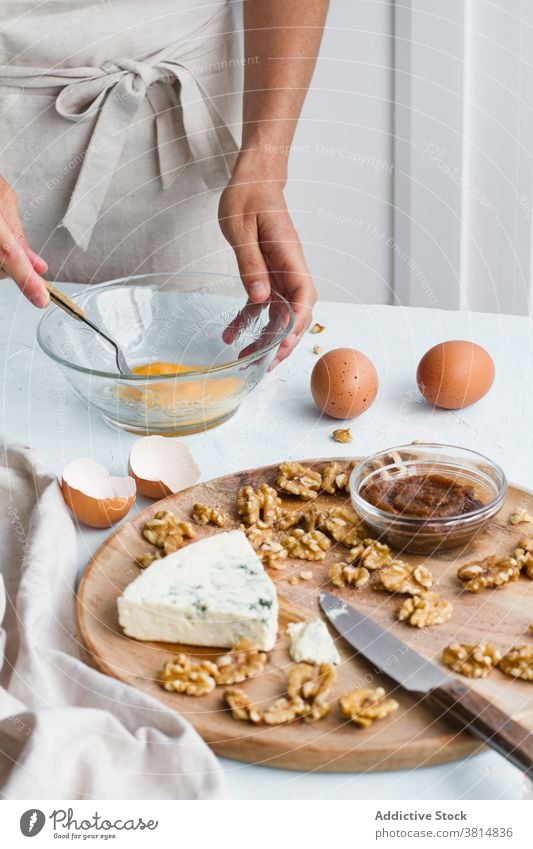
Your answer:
[61,458,136,528]
[128,435,201,499]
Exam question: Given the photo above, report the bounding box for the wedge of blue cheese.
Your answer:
[117,530,278,650]
[287,618,341,665]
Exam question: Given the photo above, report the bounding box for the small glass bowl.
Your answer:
[37,272,294,435]
[350,443,507,554]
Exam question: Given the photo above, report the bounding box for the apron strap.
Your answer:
[55,56,238,250]
[0,42,239,251]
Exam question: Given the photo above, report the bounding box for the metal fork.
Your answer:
[45,283,132,376]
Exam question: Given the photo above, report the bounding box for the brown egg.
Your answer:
[417,340,495,409]
[311,347,378,419]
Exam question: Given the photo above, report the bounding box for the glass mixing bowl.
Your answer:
[37,272,294,435]
[350,443,507,554]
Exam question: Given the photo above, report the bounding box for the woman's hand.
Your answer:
[219,161,316,367]
[0,176,49,307]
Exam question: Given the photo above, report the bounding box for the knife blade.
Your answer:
[319,592,533,777]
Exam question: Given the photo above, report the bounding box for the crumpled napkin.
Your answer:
[0,444,227,799]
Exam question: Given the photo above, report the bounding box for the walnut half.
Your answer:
[276,462,322,501]
[237,483,281,528]
[142,511,196,554]
[214,639,268,685]
[280,528,332,561]
[224,662,337,726]
[442,642,502,678]
[159,654,219,696]
[192,502,229,527]
[339,687,399,728]
[377,561,433,595]
[457,556,520,592]
[397,592,453,628]
[499,644,533,681]
[328,562,370,589]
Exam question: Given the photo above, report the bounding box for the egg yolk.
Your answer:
[118,361,243,417]
[131,362,198,377]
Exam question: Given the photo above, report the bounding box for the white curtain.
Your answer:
[393,0,533,315]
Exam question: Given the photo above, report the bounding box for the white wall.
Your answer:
[393,0,533,316]
[285,0,394,304]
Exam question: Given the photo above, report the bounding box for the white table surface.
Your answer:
[1,282,532,801]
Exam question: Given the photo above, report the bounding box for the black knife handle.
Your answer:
[426,678,533,777]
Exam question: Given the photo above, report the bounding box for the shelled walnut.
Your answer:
[277,508,307,531]
[225,662,337,726]
[457,555,520,592]
[280,528,332,561]
[224,688,264,723]
[191,502,229,527]
[276,462,322,500]
[320,506,364,547]
[339,687,399,728]
[499,644,533,681]
[288,662,337,723]
[159,654,219,696]
[142,511,196,554]
[397,592,453,628]
[347,539,392,570]
[442,642,502,678]
[377,561,433,595]
[329,562,370,589]
[160,640,268,696]
[245,526,288,568]
[214,639,268,685]
[513,536,533,579]
[237,483,281,528]
[263,697,303,725]
[321,459,357,493]
[332,428,352,444]
[321,461,345,494]
[135,550,162,568]
[509,508,533,526]
[290,505,327,533]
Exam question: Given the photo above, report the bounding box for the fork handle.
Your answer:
[427,678,533,777]
[45,283,87,321]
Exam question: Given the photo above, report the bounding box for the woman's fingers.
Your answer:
[229,236,271,304]
[263,238,317,368]
[25,246,48,274]
[0,214,49,307]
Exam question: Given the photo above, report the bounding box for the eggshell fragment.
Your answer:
[61,458,136,528]
[310,347,378,419]
[417,340,495,409]
[128,435,200,499]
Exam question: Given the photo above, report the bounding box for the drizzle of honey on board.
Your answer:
[119,361,243,412]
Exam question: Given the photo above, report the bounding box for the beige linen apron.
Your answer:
[0,1,242,282]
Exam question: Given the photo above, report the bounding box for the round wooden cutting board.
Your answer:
[77,459,533,772]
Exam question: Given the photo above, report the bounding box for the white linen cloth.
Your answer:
[0,443,226,799]
[0,1,241,282]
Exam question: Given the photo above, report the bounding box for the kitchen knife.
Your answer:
[319,592,533,777]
